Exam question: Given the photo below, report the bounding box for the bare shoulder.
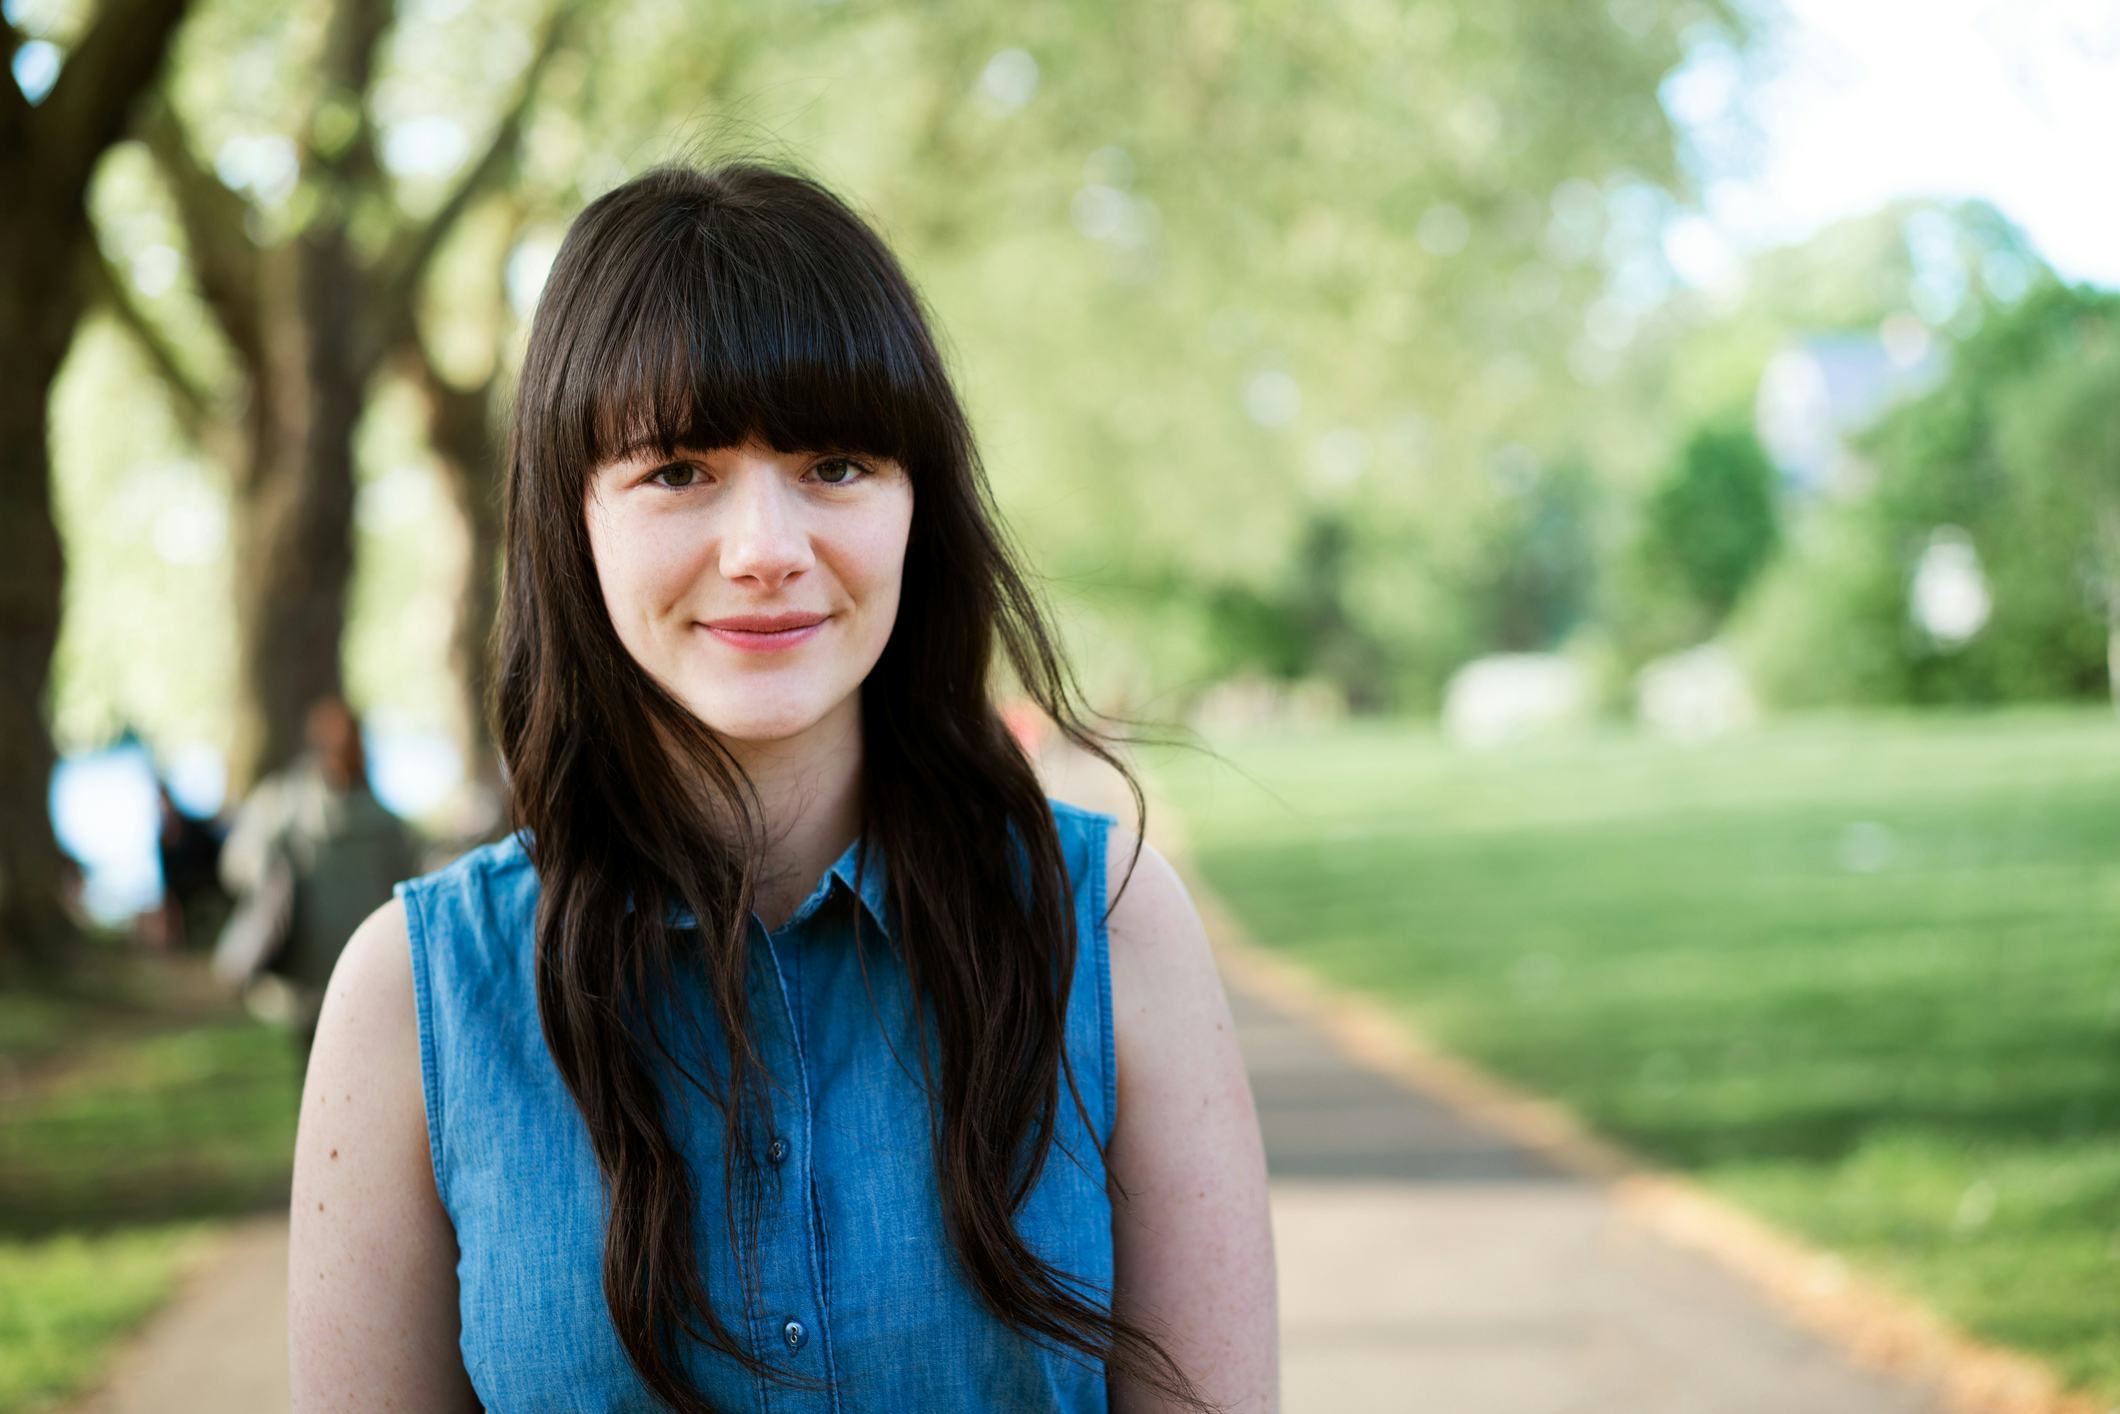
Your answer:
[318,894,418,1051]
[297,895,428,1139]
[289,895,480,1409]
[1098,818,1232,1107]
[1102,819,1212,968]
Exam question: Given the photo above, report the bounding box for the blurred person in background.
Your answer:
[219,694,418,1078]
[145,779,227,952]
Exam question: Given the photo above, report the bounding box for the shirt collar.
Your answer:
[622,830,894,941]
[827,831,895,943]
[670,832,895,941]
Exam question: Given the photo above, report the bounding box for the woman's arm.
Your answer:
[1104,825,1280,1413]
[288,897,482,1411]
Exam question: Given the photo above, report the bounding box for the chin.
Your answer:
[684,694,823,745]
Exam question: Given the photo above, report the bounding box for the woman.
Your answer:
[289,159,1277,1412]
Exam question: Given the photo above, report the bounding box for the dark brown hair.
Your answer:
[493,158,1218,1410]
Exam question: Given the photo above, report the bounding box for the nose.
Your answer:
[718,462,814,589]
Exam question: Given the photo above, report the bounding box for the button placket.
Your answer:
[754,921,835,1406]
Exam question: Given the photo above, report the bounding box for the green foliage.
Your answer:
[1744,280,2120,708]
[1469,455,1603,653]
[1647,421,1780,622]
[1724,500,1907,708]
[1642,420,1781,632]
[1610,198,2048,459]
[1150,707,2120,1404]
[1591,199,2054,687]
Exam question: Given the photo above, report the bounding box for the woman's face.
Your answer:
[584,434,914,745]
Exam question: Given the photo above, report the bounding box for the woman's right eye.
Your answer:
[646,461,702,489]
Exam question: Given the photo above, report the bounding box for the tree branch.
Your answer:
[138,94,265,373]
[35,0,192,202]
[376,0,575,316]
[80,239,216,442]
[302,0,391,193]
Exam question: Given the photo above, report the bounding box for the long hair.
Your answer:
[492,158,1217,1411]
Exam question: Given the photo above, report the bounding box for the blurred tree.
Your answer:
[1474,454,1602,653]
[100,0,569,795]
[1863,280,2118,704]
[1993,309,2120,705]
[915,0,1750,710]
[1732,281,2119,708]
[1613,197,2048,463]
[1637,419,1779,639]
[387,204,518,795]
[1287,509,1393,711]
[1,0,196,964]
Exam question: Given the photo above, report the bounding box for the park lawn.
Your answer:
[0,976,299,1411]
[1146,704,2120,1403]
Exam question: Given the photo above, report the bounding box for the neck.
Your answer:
[707,695,865,931]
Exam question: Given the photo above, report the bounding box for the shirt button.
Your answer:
[767,1136,789,1164]
[782,1318,807,1351]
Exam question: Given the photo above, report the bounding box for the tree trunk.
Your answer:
[0,233,79,965]
[227,231,370,795]
[0,0,197,964]
[419,373,505,782]
[127,0,559,804]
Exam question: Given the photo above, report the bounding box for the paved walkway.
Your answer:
[70,739,1972,1413]
[68,1213,291,1413]
[1235,983,1951,1412]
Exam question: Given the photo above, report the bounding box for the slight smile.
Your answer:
[700,614,829,653]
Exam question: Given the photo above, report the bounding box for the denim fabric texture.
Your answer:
[396,796,1120,1413]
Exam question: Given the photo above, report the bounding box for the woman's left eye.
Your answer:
[811,456,873,486]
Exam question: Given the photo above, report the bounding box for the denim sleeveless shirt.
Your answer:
[396,797,1119,1413]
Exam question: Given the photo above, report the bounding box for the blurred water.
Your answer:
[49,727,461,926]
[49,738,162,924]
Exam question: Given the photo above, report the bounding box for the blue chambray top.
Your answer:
[396,796,1120,1413]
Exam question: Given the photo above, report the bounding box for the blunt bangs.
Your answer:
[545,168,944,481]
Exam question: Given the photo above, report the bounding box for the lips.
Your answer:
[705,612,827,632]
[699,613,829,654]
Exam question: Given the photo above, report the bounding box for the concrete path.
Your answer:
[1236,980,1949,1413]
[68,739,1971,1413]
[68,1214,290,1413]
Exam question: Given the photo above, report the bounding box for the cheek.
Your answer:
[854,492,915,591]
[588,514,703,627]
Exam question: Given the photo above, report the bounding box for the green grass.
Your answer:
[1147,704,2120,1402]
[0,972,299,1411]
[0,1225,215,1411]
